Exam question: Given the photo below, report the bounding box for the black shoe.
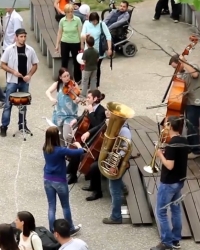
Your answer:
[150,242,173,250]
[0,126,7,137]
[172,241,181,249]
[122,185,129,196]
[82,186,93,191]
[70,225,82,236]
[102,217,122,224]
[86,192,103,201]
[19,125,31,134]
[68,175,78,185]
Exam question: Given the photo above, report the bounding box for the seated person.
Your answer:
[104,1,130,32]
[54,0,88,23]
[80,110,130,202]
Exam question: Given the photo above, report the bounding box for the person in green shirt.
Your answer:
[55,4,82,83]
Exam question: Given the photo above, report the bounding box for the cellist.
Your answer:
[169,54,200,159]
[67,89,106,184]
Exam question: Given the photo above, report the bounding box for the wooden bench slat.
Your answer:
[133,116,158,132]
[182,181,200,240]
[123,170,142,224]
[41,5,55,29]
[35,6,46,29]
[129,162,152,224]
[31,0,40,5]
[128,118,153,132]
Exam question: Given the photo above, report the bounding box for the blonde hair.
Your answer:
[64,4,74,14]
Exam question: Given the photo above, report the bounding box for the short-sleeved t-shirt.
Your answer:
[179,65,200,106]
[161,136,189,184]
[59,238,88,250]
[82,47,99,71]
[59,16,82,43]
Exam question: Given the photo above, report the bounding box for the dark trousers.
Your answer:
[171,0,181,20]
[154,0,169,19]
[0,87,5,102]
[185,105,200,154]
[67,154,82,176]
[97,59,103,88]
[60,41,82,82]
[90,161,102,193]
[55,13,65,22]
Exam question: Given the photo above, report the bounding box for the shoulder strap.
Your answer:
[100,22,104,34]
[30,233,37,250]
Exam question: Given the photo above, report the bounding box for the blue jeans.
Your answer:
[1,82,29,127]
[156,182,184,247]
[44,179,75,232]
[109,177,123,221]
[186,105,200,154]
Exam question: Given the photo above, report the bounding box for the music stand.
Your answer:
[13,104,33,141]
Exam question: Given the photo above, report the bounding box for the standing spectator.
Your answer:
[54,219,88,249]
[15,211,43,250]
[3,8,23,51]
[153,0,180,22]
[81,35,99,97]
[81,12,112,89]
[55,4,82,84]
[43,126,84,235]
[0,28,39,137]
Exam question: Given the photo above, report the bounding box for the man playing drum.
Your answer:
[0,28,39,137]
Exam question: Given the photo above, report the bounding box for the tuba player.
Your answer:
[80,110,131,224]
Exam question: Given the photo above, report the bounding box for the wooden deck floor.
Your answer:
[126,115,200,243]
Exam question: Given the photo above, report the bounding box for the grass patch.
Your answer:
[83,0,143,11]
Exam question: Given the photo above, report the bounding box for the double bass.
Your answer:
[147,36,198,142]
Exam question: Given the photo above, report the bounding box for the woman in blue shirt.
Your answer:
[81,12,112,88]
[46,67,79,145]
[43,126,85,235]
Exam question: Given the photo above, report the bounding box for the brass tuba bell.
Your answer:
[98,102,135,180]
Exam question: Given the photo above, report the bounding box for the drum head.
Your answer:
[10,92,31,98]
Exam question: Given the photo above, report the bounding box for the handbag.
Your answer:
[99,22,108,57]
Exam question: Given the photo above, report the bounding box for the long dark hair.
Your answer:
[0,224,19,250]
[88,89,105,104]
[56,67,72,92]
[17,211,36,237]
[43,126,61,154]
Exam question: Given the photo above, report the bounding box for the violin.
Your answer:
[63,80,86,105]
[78,123,107,175]
[161,35,198,142]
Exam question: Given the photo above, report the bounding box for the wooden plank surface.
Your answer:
[123,170,142,224]
[129,163,152,224]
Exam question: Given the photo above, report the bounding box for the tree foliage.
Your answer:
[179,0,200,10]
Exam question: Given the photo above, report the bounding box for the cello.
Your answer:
[78,123,107,175]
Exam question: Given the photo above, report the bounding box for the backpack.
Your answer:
[31,227,60,250]
[10,223,60,250]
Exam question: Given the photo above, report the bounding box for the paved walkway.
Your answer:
[0,1,199,249]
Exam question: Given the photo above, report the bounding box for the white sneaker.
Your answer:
[188,152,200,159]
[174,20,179,23]
[70,224,82,236]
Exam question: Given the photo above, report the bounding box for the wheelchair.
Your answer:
[102,5,137,57]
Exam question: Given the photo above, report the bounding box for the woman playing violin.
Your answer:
[67,89,106,185]
[46,67,79,144]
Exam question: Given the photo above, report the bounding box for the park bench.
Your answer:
[30,0,62,80]
[181,4,200,33]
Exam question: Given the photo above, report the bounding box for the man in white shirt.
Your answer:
[54,219,88,250]
[3,8,23,51]
[0,28,39,137]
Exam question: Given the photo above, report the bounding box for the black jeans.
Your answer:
[0,87,5,102]
[55,13,65,22]
[185,105,200,154]
[97,59,103,88]
[171,0,181,20]
[67,154,82,176]
[89,161,102,194]
[154,0,169,19]
[60,41,82,82]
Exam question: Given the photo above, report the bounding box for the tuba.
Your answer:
[98,102,135,180]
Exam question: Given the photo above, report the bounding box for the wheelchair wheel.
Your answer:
[122,42,137,57]
[101,8,112,20]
